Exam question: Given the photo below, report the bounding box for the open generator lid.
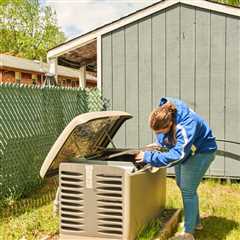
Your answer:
[40,111,132,178]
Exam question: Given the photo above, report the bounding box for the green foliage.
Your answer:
[137,218,163,240]
[0,0,66,61]
[211,0,240,6]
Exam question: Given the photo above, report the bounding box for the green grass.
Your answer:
[0,179,58,240]
[0,178,240,240]
[137,218,163,240]
[166,178,240,240]
[0,202,59,240]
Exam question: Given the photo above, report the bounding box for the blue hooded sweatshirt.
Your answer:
[143,97,217,168]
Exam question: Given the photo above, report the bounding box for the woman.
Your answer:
[134,97,217,240]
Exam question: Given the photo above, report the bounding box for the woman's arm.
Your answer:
[143,119,197,167]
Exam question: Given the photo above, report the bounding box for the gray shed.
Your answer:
[47,0,240,179]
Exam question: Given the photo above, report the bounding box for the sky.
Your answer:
[42,0,160,40]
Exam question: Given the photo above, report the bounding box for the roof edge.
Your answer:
[0,53,95,79]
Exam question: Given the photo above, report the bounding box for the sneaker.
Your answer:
[170,232,195,240]
[179,221,204,231]
[195,223,203,231]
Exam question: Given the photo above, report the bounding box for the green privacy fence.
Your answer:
[0,83,105,202]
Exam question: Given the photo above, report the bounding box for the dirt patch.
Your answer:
[40,234,59,240]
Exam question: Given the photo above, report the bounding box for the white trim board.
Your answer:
[47,0,240,59]
[97,36,102,91]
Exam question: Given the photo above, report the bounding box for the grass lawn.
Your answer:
[0,178,239,240]
[165,178,240,240]
[0,179,59,240]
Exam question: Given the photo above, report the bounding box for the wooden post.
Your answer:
[15,71,21,84]
[32,73,37,85]
[48,57,58,84]
[97,35,102,91]
[0,70,3,83]
[79,65,86,89]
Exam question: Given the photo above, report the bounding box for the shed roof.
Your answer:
[47,0,240,60]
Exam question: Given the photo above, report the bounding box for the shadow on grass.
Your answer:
[195,216,239,240]
[0,177,58,219]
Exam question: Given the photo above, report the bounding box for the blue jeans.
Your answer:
[174,151,216,233]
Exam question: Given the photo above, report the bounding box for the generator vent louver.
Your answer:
[60,171,85,233]
[96,174,123,238]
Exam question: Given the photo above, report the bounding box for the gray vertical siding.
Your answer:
[138,17,152,147]
[225,17,240,177]
[209,13,226,176]
[166,6,180,98]
[112,29,126,147]
[180,6,195,109]
[152,11,166,141]
[195,9,210,123]
[125,23,139,148]
[195,9,211,175]
[152,11,166,109]
[102,3,240,178]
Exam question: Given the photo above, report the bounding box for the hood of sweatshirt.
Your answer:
[159,97,191,124]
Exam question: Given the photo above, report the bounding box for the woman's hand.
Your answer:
[134,151,144,162]
[145,143,160,148]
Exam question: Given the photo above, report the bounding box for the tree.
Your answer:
[0,0,66,61]
[213,0,240,6]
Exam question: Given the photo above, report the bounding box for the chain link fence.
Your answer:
[0,83,106,207]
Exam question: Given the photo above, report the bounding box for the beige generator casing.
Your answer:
[40,111,166,240]
[59,161,165,240]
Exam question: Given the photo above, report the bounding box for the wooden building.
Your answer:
[0,54,97,88]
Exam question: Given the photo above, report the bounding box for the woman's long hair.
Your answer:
[149,102,177,145]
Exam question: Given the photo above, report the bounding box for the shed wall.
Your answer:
[102,3,240,178]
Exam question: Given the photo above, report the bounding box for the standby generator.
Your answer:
[40,111,166,240]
